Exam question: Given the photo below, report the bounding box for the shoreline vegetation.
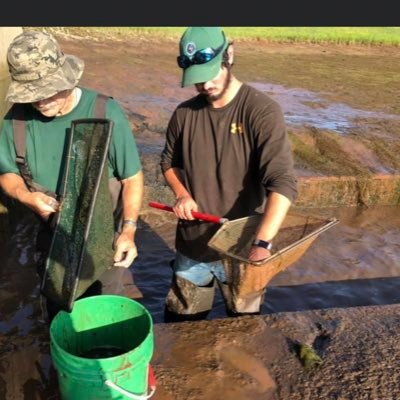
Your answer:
[36,27,400,46]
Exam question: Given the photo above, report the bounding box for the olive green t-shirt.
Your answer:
[0,87,141,195]
[160,83,298,262]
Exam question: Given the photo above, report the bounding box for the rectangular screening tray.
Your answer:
[40,119,115,311]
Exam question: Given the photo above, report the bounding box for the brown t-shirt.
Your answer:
[160,83,298,262]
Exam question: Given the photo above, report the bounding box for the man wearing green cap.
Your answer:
[160,27,298,322]
[0,30,144,321]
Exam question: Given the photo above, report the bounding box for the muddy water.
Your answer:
[58,36,400,176]
[0,35,399,398]
[136,205,400,322]
[0,205,399,398]
[250,82,400,133]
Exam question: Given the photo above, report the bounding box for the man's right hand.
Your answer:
[173,195,198,220]
[0,173,59,220]
[22,192,60,220]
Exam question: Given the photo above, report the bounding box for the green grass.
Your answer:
[223,27,400,45]
[38,27,400,46]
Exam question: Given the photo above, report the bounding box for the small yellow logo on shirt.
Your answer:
[230,122,244,134]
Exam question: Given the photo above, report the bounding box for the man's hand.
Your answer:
[248,245,271,262]
[113,231,138,268]
[24,192,59,220]
[163,168,198,220]
[0,173,60,220]
[173,195,198,220]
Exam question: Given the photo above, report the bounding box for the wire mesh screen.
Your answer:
[208,214,338,265]
[41,119,115,312]
[208,213,339,306]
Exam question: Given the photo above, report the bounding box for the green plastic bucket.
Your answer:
[50,295,155,400]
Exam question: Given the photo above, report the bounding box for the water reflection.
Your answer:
[250,82,400,133]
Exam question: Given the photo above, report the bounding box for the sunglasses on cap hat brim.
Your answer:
[177,32,227,69]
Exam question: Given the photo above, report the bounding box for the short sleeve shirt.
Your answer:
[0,87,141,195]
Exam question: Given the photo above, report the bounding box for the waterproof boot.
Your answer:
[164,274,215,323]
[163,306,210,323]
[218,280,266,316]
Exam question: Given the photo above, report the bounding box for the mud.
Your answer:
[57,35,400,181]
[153,304,400,400]
[0,35,399,399]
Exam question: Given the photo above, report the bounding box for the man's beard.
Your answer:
[202,67,232,102]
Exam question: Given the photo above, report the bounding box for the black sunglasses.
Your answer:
[177,33,226,69]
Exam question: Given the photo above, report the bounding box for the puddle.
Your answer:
[250,82,400,133]
[123,82,400,158]
[134,205,400,323]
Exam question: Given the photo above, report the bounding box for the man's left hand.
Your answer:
[113,232,138,268]
[248,246,271,262]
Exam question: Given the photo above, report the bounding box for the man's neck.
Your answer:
[57,87,79,116]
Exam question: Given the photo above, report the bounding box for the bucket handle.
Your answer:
[104,364,156,400]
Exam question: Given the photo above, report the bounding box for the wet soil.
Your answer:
[2,205,400,400]
[58,35,400,179]
[0,35,399,399]
[153,304,400,400]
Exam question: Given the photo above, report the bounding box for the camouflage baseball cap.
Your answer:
[5,30,84,103]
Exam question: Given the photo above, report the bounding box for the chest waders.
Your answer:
[12,94,125,312]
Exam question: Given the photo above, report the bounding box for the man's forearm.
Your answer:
[255,191,292,242]
[113,170,144,267]
[120,170,144,223]
[0,172,59,218]
[164,167,190,199]
[0,173,31,204]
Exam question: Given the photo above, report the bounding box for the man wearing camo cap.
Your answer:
[0,30,144,321]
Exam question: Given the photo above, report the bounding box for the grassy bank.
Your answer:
[41,27,400,46]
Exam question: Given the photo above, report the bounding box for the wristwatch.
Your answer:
[252,239,273,251]
[123,219,137,229]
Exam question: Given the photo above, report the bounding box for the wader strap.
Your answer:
[94,93,110,118]
[12,104,57,198]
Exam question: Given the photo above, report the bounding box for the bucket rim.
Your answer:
[49,294,153,365]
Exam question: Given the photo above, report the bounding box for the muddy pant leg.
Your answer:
[164,274,215,322]
[217,280,266,316]
[164,252,217,322]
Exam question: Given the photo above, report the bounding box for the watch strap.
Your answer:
[252,239,272,251]
[123,219,137,229]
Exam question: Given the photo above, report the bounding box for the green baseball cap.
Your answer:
[179,27,228,88]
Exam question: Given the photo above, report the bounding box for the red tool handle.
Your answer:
[148,201,228,224]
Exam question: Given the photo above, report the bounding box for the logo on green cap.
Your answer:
[185,42,196,56]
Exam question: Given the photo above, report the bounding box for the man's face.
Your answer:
[195,65,231,103]
[31,89,71,117]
